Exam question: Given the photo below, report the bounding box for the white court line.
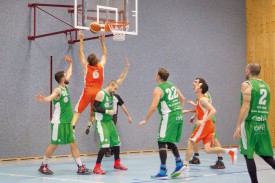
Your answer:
[0,172,103,183]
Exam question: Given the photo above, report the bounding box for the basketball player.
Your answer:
[139,68,185,179]
[85,93,132,157]
[92,58,130,175]
[233,63,275,183]
[71,30,106,129]
[35,55,91,175]
[183,78,225,169]
[183,81,238,170]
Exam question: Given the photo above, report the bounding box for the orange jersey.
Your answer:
[190,95,215,144]
[84,63,104,88]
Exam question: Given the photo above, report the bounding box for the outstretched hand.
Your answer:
[65,55,72,64]
[187,100,196,106]
[35,92,45,102]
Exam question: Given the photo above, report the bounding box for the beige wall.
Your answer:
[247,0,275,145]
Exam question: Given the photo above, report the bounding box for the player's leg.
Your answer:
[210,137,225,169]
[151,141,168,179]
[72,89,91,126]
[167,142,185,178]
[244,155,258,183]
[93,120,110,174]
[189,124,201,164]
[259,156,275,169]
[69,142,92,174]
[38,144,57,175]
[204,141,238,164]
[109,121,127,170]
[184,139,195,169]
[189,143,201,164]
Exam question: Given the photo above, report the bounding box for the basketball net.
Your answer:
[107,22,129,41]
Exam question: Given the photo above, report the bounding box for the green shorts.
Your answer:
[240,120,274,159]
[158,111,184,143]
[95,120,120,148]
[51,123,75,145]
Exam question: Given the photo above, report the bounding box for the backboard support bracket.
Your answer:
[27,3,113,44]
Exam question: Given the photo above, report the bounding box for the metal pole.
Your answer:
[50,56,53,121]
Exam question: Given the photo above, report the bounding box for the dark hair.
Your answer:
[247,63,261,76]
[196,77,206,84]
[55,71,65,83]
[158,68,169,81]
[200,82,208,94]
[87,54,99,66]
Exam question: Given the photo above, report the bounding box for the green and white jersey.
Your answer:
[51,86,73,124]
[205,91,216,122]
[157,82,182,115]
[95,90,114,121]
[241,79,270,121]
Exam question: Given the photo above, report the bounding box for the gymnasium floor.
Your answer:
[0,149,274,183]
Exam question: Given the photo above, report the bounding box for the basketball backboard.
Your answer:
[74,0,138,35]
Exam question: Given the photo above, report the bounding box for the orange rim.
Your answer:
[105,21,129,32]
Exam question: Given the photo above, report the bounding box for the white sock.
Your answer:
[75,157,82,166]
[225,149,230,154]
[42,156,49,164]
[184,161,189,165]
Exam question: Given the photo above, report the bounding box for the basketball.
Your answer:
[89,22,101,34]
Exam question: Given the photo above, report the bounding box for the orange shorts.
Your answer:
[190,121,215,145]
[75,87,101,114]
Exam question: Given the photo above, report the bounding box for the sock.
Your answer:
[176,157,182,163]
[218,157,223,161]
[184,161,189,165]
[42,156,49,165]
[160,164,166,170]
[75,157,82,166]
[194,153,199,157]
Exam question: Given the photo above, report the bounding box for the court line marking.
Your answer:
[0,172,103,183]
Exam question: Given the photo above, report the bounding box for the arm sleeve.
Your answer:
[115,94,124,106]
[93,100,106,113]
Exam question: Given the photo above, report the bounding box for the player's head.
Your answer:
[107,80,119,95]
[87,53,99,66]
[156,68,169,82]
[193,78,206,89]
[55,71,69,84]
[246,63,261,80]
[194,81,208,94]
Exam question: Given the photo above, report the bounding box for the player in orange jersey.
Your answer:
[182,81,238,170]
[72,30,106,129]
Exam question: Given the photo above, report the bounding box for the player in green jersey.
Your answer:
[234,63,275,183]
[35,55,91,175]
[92,57,130,175]
[183,78,225,169]
[139,68,185,179]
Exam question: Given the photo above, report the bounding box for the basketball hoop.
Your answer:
[106,21,129,41]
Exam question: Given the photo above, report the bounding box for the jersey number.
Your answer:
[259,89,267,105]
[165,86,178,100]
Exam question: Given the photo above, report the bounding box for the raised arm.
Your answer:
[35,88,61,102]
[99,32,107,67]
[139,88,162,126]
[234,82,251,139]
[116,57,130,86]
[64,55,72,81]
[78,30,87,73]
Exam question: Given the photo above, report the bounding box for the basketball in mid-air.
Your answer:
[89,22,101,34]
